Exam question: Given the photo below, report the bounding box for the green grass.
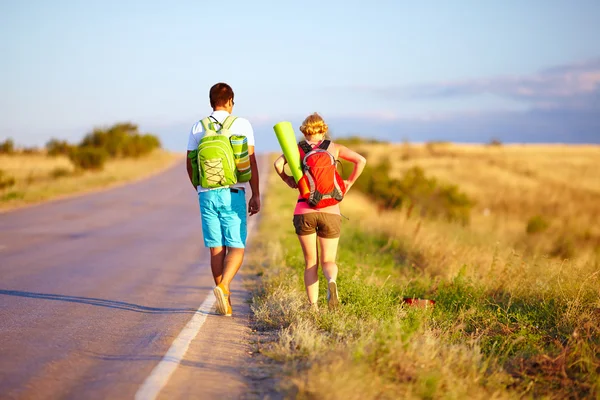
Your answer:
[243,159,600,399]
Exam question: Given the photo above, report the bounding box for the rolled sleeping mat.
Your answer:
[273,121,310,197]
[273,121,303,182]
[230,135,251,182]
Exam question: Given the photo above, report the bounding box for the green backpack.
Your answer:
[195,115,238,189]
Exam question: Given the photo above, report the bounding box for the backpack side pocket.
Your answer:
[187,149,200,187]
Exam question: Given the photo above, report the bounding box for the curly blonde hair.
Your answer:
[299,113,329,138]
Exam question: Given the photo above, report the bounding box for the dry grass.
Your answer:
[0,150,182,211]
[243,145,600,399]
[352,143,600,263]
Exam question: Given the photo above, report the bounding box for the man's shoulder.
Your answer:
[230,115,252,127]
[229,116,254,137]
[189,114,253,137]
[190,118,210,135]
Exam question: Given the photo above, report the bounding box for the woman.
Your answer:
[273,113,366,310]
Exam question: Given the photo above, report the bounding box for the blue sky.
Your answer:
[1,0,599,151]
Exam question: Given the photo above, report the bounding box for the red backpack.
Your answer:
[298,140,346,208]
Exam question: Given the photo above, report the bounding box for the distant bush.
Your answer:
[1,191,24,201]
[46,139,73,157]
[335,136,388,146]
[350,158,404,209]
[121,134,162,158]
[68,147,108,171]
[21,146,40,154]
[0,138,15,154]
[80,123,137,157]
[79,122,161,158]
[50,167,72,179]
[488,138,502,146]
[0,170,16,189]
[345,159,474,224]
[397,166,473,224]
[526,215,550,234]
[425,141,453,157]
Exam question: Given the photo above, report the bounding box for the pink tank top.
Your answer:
[294,198,341,215]
[293,140,341,216]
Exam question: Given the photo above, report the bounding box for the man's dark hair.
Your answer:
[209,83,234,109]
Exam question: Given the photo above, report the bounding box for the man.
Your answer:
[186,82,260,316]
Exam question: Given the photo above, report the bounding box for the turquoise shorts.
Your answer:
[198,188,247,248]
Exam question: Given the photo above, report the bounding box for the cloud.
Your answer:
[349,58,600,111]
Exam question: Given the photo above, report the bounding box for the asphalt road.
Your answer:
[0,157,266,400]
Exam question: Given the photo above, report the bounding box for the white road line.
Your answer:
[134,292,215,400]
[136,158,267,399]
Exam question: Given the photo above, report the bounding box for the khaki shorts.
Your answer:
[293,213,342,238]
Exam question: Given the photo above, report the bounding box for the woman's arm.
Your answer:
[273,154,298,189]
[336,144,367,192]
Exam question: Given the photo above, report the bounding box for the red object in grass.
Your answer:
[403,297,435,309]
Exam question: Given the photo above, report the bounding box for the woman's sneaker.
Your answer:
[327,281,339,309]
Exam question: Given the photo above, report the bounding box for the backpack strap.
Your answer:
[318,140,331,150]
[202,115,237,132]
[200,117,212,132]
[298,140,313,157]
[208,116,222,131]
[222,115,237,130]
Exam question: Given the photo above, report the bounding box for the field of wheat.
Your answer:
[243,144,600,399]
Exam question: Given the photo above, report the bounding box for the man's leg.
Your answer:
[199,191,224,265]
[199,190,230,315]
[219,247,245,291]
[214,189,248,314]
[220,189,248,290]
[209,246,226,285]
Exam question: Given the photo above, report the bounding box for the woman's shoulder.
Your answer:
[327,139,346,148]
[326,140,344,157]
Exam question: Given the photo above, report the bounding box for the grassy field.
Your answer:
[243,144,600,399]
[358,143,600,265]
[0,150,181,211]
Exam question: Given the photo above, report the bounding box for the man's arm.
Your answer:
[247,145,260,215]
[186,151,197,191]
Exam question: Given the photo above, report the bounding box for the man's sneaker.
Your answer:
[213,283,229,315]
[327,281,339,309]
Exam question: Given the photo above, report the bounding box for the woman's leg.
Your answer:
[297,233,319,305]
[318,236,340,283]
[319,235,340,308]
